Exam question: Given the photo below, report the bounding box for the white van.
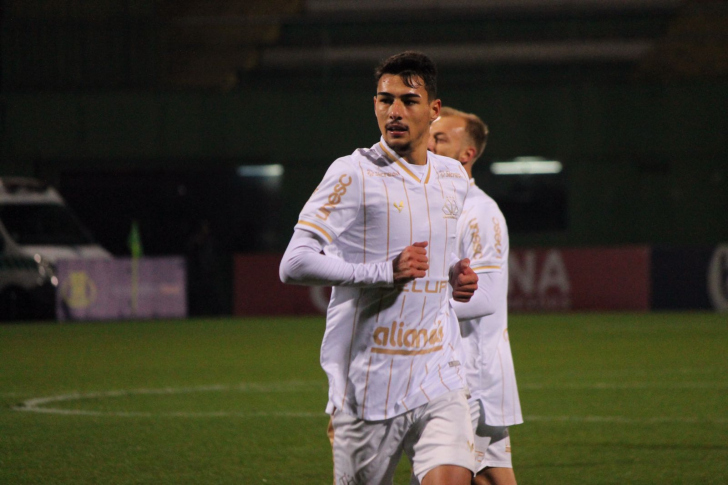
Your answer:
[0,177,111,320]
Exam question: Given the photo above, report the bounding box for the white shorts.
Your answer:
[469,399,513,471]
[331,389,475,485]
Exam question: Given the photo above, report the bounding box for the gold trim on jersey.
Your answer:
[384,358,394,419]
[297,220,333,242]
[378,142,431,184]
[359,162,368,263]
[472,265,501,271]
[423,184,432,277]
[382,180,391,260]
[342,290,364,410]
[362,355,373,418]
[371,345,443,356]
[401,177,413,244]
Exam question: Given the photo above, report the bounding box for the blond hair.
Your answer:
[439,106,489,160]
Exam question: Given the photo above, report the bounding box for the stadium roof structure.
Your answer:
[238,0,700,85]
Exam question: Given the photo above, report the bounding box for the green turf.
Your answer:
[1,313,726,484]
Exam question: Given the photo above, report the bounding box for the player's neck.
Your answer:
[398,145,428,166]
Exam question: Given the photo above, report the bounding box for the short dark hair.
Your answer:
[374,51,438,101]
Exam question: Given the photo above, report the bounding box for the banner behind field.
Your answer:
[236,246,728,315]
[56,257,187,321]
[507,247,650,312]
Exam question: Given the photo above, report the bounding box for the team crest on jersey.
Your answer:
[442,196,460,219]
[393,201,404,212]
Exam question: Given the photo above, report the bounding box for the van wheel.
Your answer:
[0,287,30,322]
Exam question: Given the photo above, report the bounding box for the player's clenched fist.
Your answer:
[393,241,429,285]
[450,258,478,302]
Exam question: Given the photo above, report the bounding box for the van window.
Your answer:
[0,203,94,246]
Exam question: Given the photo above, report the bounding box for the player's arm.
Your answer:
[279,229,393,287]
[450,203,508,318]
[451,270,500,320]
[280,230,430,287]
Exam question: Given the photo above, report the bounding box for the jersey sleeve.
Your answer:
[459,200,509,274]
[294,158,361,243]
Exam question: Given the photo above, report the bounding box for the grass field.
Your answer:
[1,312,726,484]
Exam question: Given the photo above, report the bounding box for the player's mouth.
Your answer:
[386,123,408,136]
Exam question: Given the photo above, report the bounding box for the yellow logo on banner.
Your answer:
[61,271,98,309]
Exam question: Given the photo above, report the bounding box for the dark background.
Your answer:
[2,0,727,314]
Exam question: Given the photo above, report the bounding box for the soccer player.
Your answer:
[280,52,478,485]
[429,107,523,485]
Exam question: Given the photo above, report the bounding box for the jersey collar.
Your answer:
[377,138,432,184]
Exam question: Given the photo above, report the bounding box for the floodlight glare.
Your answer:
[237,164,284,177]
[490,157,563,175]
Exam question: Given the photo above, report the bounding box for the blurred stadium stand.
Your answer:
[1,0,727,317]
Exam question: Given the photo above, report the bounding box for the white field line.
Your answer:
[12,381,327,418]
[11,381,728,423]
[526,415,728,424]
[520,382,728,390]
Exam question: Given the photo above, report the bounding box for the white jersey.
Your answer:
[456,180,523,427]
[295,138,470,421]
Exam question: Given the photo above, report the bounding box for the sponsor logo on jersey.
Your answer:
[437,170,463,179]
[316,173,353,221]
[366,169,400,178]
[401,279,448,294]
[493,216,503,257]
[372,320,444,355]
[442,196,460,219]
[468,219,483,258]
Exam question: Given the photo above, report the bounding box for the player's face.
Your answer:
[428,115,468,163]
[374,74,440,159]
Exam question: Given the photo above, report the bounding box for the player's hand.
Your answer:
[393,241,429,285]
[450,258,478,302]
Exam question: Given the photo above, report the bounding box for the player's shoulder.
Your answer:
[322,149,372,179]
[428,153,469,181]
[468,183,505,218]
[330,144,398,172]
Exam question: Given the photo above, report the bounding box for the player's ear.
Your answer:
[430,99,441,121]
[461,146,477,164]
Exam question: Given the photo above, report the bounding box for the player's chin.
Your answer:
[385,135,410,149]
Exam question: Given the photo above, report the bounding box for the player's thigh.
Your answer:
[471,403,512,471]
[406,390,475,484]
[331,409,406,485]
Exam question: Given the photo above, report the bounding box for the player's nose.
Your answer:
[389,99,404,119]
